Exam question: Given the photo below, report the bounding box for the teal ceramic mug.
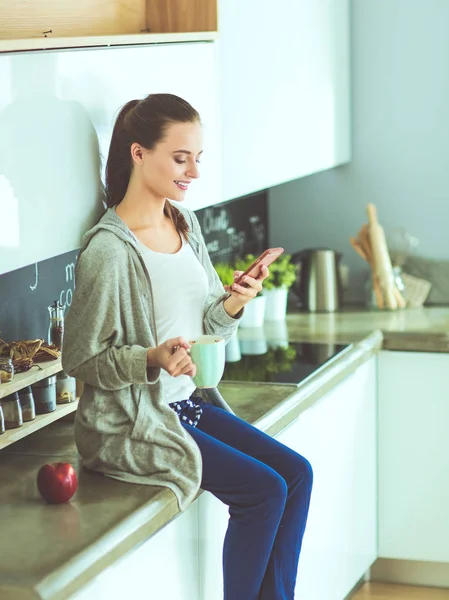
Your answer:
[189,335,226,389]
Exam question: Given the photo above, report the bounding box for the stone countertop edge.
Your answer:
[1,487,179,600]
[382,330,449,352]
[254,329,383,438]
[1,329,383,600]
[36,490,179,600]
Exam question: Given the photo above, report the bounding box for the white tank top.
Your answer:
[136,236,209,404]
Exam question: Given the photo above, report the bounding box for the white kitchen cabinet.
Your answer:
[198,491,229,600]
[218,0,351,202]
[198,357,377,600]
[278,357,377,600]
[71,501,200,600]
[0,42,220,275]
[378,350,449,563]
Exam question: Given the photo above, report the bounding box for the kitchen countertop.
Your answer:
[2,305,449,599]
[285,305,449,352]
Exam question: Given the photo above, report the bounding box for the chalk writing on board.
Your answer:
[65,262,76,283]
[29,263,39,291]
[249,216,266,247]
[204,227,246,260]
[206,240,220,253]
[228,227,246,255]
[199,193,268,265]
[59,257,77,308]
[202,208,230,235]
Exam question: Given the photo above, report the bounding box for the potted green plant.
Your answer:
[233,254,266,328]
[262,254,298,321]
[213,262,235,290]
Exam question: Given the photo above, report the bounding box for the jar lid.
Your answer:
[56,371,71,380]
[18,386,32,395]
[2,392,19,402]
[32,375,57,388]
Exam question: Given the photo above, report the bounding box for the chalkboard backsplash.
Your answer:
[0,191,267,342]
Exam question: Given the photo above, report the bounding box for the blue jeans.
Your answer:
[182,402,313,600]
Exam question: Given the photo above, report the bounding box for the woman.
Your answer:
[63,93,313,600]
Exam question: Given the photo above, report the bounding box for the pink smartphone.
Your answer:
[234,248,284,288]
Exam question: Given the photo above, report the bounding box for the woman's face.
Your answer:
[133,120,203,202]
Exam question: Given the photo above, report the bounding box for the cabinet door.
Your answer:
[378,350,449,563]
[57,41,221,215]
[0,42,220,275]
[71,501,200,600]
[198,491,229,600]
[278,357,377,600]
[218,0,351,202]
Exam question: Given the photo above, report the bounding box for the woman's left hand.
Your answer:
[224,265,269,307]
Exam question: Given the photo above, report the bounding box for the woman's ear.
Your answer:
[130,143,145,165]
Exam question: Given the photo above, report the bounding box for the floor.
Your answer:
[351,583,449,599]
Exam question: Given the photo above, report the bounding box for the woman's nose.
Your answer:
[187,162,200,179]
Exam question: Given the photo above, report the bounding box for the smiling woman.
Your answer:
[104,95,204,247]
[105,93,202,208]
[62,92,313,600]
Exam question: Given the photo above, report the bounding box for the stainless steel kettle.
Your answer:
[290,248,343,312]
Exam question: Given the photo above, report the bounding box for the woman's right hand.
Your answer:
[147,337,196,378]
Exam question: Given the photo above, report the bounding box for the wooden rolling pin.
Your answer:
[366,204,400,310]
[349,236,384,309]
[361,221,406,308]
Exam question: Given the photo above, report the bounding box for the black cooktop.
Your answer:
[222,339,351,386]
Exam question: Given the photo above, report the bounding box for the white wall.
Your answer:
[268,0,449,302]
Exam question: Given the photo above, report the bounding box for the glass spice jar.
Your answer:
[18,386,36,422]
[2,392,23,429]
[32,376,57,414]
[0,403,5,434]
[56,372,77,404]
[48,300,65,350]
[0,358,14,383]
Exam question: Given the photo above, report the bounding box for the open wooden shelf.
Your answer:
[0,359,81,450]
[0,0,218,52]
[0,358,62,400]
[0,31,218,53]
[0,398,78,450]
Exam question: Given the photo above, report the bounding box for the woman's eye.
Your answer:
[175,158,201,165]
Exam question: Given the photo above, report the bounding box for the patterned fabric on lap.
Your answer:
[169,397,203,427]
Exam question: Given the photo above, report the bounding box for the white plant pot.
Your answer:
[239,295,266,328]
[239,327,268,356]
[225,331,241,363]
[264,319,289,349]
[263,286,289,321]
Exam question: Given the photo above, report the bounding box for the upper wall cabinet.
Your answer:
[219,0,351,202]
[0,0,218,52]
[0,42,220,274]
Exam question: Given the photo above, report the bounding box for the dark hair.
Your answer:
[105,93,200,237]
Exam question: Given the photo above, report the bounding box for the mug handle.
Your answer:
[172,345,192,355]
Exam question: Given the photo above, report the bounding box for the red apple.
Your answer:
[37,462,78,504]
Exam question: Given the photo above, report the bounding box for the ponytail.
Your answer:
[105,99,139,208]
[164,201,189,240]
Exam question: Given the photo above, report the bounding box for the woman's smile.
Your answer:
[174,180,191,191]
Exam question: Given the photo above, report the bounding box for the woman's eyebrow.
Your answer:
[172,150,204,154]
